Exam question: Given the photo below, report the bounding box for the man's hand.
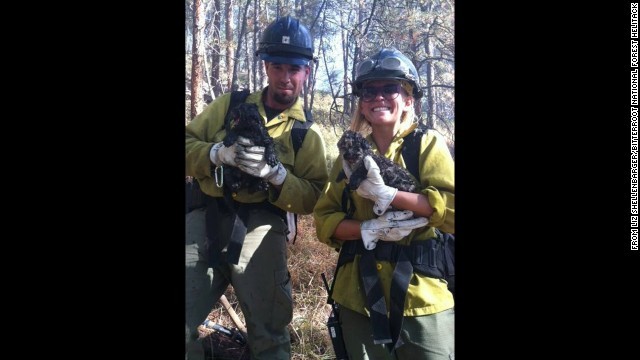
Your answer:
[356,156,398,216]
[360,210,429,250]
[236,137,287,186]
[210,142,240,167]
[209,137,257,167]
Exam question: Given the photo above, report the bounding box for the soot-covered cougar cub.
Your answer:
[222,103,278,193]
[338,130,419,193]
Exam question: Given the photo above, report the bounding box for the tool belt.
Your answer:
[336,230,454,351]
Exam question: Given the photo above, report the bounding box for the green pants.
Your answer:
[340,306,455,360]
[185,207,293,360]
[185,208,214,359]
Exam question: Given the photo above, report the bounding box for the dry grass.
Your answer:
[201,214,340,359]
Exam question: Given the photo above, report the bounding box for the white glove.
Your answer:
[360,210,429,250]
[236,137,287,186]
[209,141,242,167]
[237,161,287,185]
[356,156,398,216]
[235,136,263,163]
[210,136,256,167]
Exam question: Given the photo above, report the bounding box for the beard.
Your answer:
[272,89,297,106]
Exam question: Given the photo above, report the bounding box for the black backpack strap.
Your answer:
[401,123,428,181]
[291,109,313,154]
[401,125,455,296]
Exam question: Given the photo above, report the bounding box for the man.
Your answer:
[185,16,328,360]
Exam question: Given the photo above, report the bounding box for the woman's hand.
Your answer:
[356,156,398,215]
[360,210,429,250]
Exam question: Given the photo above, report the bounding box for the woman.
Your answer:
[313,48,455,360]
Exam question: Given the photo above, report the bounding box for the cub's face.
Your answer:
[229,104,263,133]
[338,131,371,170]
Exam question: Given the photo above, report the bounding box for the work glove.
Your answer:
[236,137,287,186]
[357,156,399,216]
[360,210,429,250]
[210,142,241,167]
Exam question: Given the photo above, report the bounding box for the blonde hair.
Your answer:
[349,80,417,134]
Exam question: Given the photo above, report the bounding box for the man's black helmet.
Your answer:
[255,16,314,66]
[352,48,423,99]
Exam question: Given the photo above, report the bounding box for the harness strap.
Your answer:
[389,248,413,351]
[204,196,223,266]
[225,201,250,265]
[338,237,450,351]
[358,251,392,345]
[352,243,419,350]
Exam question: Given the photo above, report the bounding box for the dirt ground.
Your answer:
[198,325,250,360]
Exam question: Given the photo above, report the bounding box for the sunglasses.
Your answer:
[360,84,403,102]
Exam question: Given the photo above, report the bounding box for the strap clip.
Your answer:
[214,165,224,188]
